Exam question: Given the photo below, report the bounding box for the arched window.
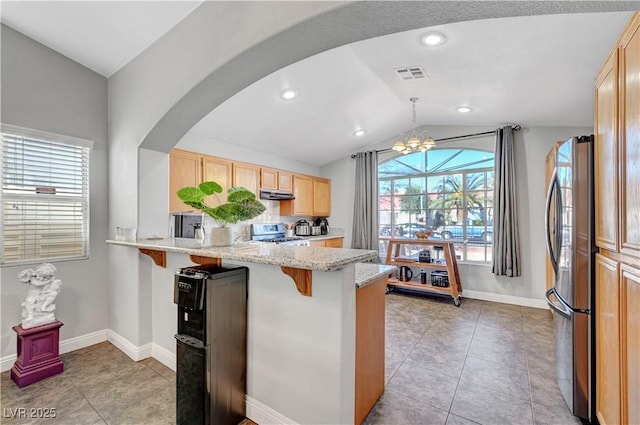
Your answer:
[378,148,494,263]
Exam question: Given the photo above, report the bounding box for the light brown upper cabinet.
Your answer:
[619,17,640,259]
[594,49,619,252]
[202,156,232,207]
[261,168,278,190]
[313,177,331,217]
[278,171,293,192]
[282,174,314,216]
[233,162,260,195]
[169,149,201,212]
[169,150,330,216]
[281,175,331,217]
[169,150,232,211]
[261,168,293,192]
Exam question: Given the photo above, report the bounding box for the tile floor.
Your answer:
[0,292,579,425]
[365,290,581,425]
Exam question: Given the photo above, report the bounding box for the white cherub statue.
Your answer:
[19,263,62,329]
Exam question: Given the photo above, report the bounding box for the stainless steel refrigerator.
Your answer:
[545,135,597,421]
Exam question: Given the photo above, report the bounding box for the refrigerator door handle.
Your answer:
[545,287,572,319]
[545,168,560,275]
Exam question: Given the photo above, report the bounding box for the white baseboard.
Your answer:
[246,396,298,425]
[151,343,176,372]
[462,289,549,309]
[107,330,152,361]
[2,328,175,373]
[1,328,108,372]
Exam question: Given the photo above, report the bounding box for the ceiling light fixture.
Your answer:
[392,97,435,154]
[456,106,473,113]
[280,88,299,100]
[353,129,367,137]
[421,31,446,46]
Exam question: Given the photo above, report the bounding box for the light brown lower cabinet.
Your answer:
[355,275,385,424]
[596,253,640,425]
[621,263,640,425]
[596,253,620,425]
[309,238,343,248]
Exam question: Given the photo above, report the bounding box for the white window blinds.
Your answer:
[1,128,91,265]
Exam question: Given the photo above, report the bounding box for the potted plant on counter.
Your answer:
[177,181,266,246]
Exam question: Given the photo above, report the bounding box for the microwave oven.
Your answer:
[170,212,204,239]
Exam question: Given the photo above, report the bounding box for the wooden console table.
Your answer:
[383,238,462,306]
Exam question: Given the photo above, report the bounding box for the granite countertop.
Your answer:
[106,238,377,272]
[355,263,396,288]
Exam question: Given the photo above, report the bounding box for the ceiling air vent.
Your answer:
[395,66,426,80]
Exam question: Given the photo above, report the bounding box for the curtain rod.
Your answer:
[350,124,522,158]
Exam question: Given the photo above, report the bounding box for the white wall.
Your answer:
[322,125,592,302]
[0,25,109,358]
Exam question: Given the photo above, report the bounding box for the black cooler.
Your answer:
[174,265,248,425]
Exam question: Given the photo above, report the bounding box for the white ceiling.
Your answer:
[0,3,633,166]
[0,1,202,77]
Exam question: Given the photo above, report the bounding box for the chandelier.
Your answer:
[392,97,436,154]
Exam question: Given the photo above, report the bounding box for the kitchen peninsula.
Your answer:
[106,238,392,424]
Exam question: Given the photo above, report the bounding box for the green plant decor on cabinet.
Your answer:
[176,181,266,227]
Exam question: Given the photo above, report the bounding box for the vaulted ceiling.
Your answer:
[1,3,632,165]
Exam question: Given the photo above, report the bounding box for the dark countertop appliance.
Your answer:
[313,217,329,235]
[170,212,203,239]
[545,135,597,422]
[294,219,311,236]
[174,264,248,425]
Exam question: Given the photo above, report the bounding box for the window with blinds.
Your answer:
[1,127,91,265]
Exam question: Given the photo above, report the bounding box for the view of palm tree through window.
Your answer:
[378,148,494,263]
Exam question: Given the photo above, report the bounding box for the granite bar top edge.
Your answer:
[106,238,377,271]
[355,264,397,288]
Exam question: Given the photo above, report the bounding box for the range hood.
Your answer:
[259,188,295,201]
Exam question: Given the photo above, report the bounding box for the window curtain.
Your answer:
[492,125,521,277]
[351,151,379,252]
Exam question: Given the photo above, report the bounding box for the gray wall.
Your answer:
[0,25,109,358]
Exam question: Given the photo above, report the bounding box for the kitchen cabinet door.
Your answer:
[278,171,293,192]
[621,263,640,425]
[325,237,343,248]
[595,253,621,425]
[280,174,314,216]
[233,162,260,195]
[619,15,640,259]
[202,155,232,207]
[594,49,619,252]
[261,168,293,192]
[260,168,278,190]
[169,149,201,212]
[313,178,331,217]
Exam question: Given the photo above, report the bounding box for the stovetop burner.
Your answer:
[261,236,303,243]
[250,223,309,245]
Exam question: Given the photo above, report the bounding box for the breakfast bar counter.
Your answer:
[107,238,385,424]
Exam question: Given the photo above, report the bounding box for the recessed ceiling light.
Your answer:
[456,106,473,113]
[353,129,367,137]
[280,88,299,100]
[421,31,446,46]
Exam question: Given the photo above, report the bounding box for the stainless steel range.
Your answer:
[250,223,310,246]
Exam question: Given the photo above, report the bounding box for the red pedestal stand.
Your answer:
[11,321,64,388]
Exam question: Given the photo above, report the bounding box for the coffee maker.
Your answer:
[313,218,329,235]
